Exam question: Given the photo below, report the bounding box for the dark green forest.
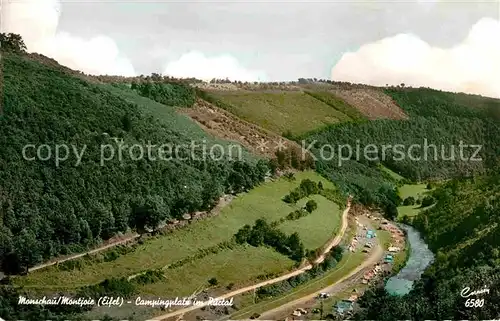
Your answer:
[302,88,500,216]
[0,52,269,272]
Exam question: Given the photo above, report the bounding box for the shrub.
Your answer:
[305,199,318,213]
[403,196,416,206]
[208,277,218,286]
[421,196,435,207]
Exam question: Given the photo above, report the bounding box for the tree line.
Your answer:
[234,219,305,262]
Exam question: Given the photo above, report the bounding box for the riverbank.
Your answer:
[384,224,434,296]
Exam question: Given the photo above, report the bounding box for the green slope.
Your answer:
[197,90,354,136]
[0,53,268,271]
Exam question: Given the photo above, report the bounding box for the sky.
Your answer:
[2,0,500,98]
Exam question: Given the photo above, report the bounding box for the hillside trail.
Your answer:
[257,232,384,320]
[28,196,233,273]
[150,197,352,321]
[28,233,141,273]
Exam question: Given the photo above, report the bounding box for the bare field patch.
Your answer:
[330,88,408,120]
[178,98,305,158]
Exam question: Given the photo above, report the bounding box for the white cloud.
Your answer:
[331,18,500,99]
[2,0,135,76]
[163,51,267,82]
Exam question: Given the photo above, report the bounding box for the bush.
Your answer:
[286,209,308,221]
[305,200,318,213]
[421,196,435,207]
[208,277,218,286]
[384,202,398,220]
[78,277,136,299]
[403,196,416,206]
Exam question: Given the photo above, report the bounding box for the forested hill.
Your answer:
[302,86,500,217]
[354,176,500,320]
[0,52,269,273]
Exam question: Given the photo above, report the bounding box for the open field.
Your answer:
[279,195,342,250]
[303,91,366,122]
[397,184,433,218]
[137,246,295,297]
[14,171,338,288]
[205,90,353,136]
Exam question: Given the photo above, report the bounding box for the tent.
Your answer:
[335,300,353,314]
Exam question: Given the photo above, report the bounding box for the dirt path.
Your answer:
[150,198,351,321]
[28,233,140,273]
[257,239,384,320]
[28,196,234,273]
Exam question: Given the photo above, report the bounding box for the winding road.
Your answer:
[150,197,352,321]
[257,237,384,320]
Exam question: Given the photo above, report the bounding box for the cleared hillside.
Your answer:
[331,87,408,120]
[197,90,358,137]
[179,98,306,159]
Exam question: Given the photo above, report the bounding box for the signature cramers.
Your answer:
[301,139,483,166]
[461,286,490,309]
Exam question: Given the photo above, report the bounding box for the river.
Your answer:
[384,223,435,296]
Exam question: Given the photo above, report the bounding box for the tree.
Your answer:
[234,225,252,244]
[383,202,398,220]
[300,179,318,196]
[287,232,305,261]
[268,158,279,176]
[305,200,318,213]
[130,201,165,234]
[0,33,27,53]
[403,196,416,206]
[421,196,435,207]
[208,277,218,286]
[14,228,42,270]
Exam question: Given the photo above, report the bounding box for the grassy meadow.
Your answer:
[208,91,353,136]
[137,246,295,297]
[279,195,342,250]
